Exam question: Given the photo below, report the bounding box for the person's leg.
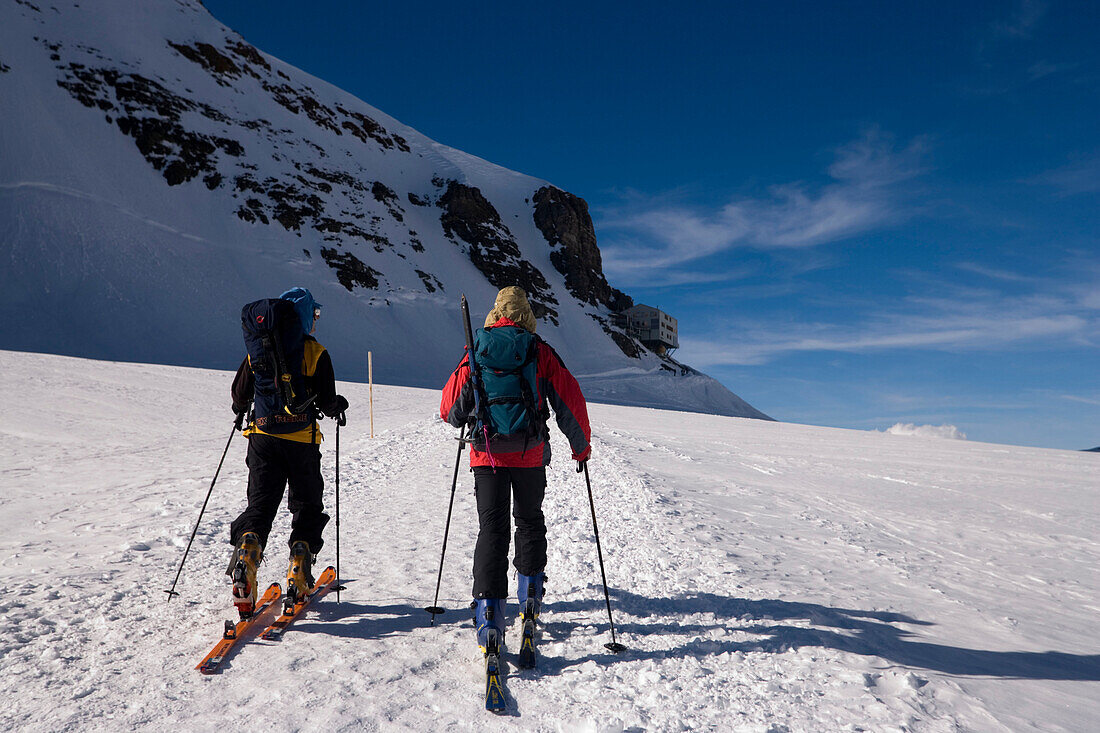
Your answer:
[511,467,547,577]
[285,440,329,553]
[229,434,289,551]
[511,467,548,621]
[473,467,512,649]
[472,467,512,600]
[227,434,288,613]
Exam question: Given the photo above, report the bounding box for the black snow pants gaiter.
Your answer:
[230,433,330,553]
[472,466,547,600]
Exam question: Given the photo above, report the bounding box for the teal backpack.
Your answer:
[473,326,541,439]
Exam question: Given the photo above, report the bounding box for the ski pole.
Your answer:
[580,461,627,652]
[335,411,346,600]
[165,413,242,603]
[425,424,466,624]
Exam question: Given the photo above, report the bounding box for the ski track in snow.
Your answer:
[2,350,1098,732]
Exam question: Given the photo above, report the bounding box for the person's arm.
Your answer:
[312,350,347,417]
[440,353,474,428]
[231,357,252,414]
[538,342,591,461]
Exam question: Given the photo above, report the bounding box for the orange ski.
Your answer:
[260,565,337,641]
[196,582,281,674]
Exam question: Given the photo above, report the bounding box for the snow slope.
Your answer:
[2,350,1097,731]
[0,0,768,420]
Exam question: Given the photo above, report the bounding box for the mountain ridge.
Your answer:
[0,0,770,420]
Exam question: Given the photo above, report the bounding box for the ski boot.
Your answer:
[516,572,545,668]
[228,532,263,619]
[474,598,507,656]
[517,572,546,624]
[284,540,315,614]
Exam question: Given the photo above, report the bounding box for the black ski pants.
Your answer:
[472,466,547,600]
[230,433,330,554]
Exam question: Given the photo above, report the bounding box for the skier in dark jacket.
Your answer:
[228,287,348,616]
[439,286,591,655]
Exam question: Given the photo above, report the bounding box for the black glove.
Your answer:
[323,395,349,419]
[232,407,249,431]
[232,403,250,430]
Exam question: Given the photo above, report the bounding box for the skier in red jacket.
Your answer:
[440,286,591,656]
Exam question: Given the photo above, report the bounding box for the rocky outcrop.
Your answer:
[56,61,244,187]
[416,269,444,293]
[167,38,409,152]
[321,248,382,291]
[371,181,405,222]
[532,186,632,312]
[439,181,559,323]
[49,35,429,291]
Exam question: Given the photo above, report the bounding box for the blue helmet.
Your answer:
[279,287,322,334]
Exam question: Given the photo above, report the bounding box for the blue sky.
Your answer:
[202,0,1099,449]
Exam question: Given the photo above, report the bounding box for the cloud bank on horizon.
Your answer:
[882,423,968,440]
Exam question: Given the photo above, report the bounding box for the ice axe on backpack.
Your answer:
[425,295,483,623]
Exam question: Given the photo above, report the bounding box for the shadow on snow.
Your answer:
[285,584,1100,682]
[542,589,1100,682]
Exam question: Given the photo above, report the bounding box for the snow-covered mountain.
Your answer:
[0,0,769,419]
[4,350,1098,730]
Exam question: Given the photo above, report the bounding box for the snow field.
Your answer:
[2,350,1098,731]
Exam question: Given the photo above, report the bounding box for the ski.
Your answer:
[196,582,281,675]
[259,565,337,641]
[517,616,537,669]
[484,630,507,714]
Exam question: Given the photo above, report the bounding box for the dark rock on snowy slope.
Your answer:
[0,0,769,419]
[321,248,383,292]
[438,181,560,324]
[532,186,632,312]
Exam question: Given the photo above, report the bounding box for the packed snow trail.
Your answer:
[2,351,1098,731]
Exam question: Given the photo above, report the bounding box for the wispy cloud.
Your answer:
[966,1,1063,95]
[954,262,1034,282]
[1027,59,1079,81]
[599,129,929,286]
[679,278,1100,367]
[610,266,754,288]
[1029,154,1100,196]
[1061,394,1100,407]
[682,315,1085,366]
[991,0,1048,39]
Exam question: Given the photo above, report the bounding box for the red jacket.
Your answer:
[440,318,592,468]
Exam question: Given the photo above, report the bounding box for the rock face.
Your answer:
[48,33,421,291]
[0,0,772,420]
[321,248,382,291]
[438,181,560,324]
[56,61,245,188]
[532,186,632,312]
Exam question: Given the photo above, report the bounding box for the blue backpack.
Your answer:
[473,326,541,440]
[241,298,316,434]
